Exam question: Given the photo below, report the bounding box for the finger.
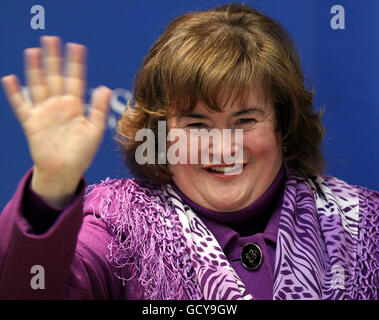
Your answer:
[88,86,112,130]
[41,36,64,96]
[24,48,49,104]
[1,75,33,124]
[64,43,86,99]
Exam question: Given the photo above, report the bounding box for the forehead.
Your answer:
[187,88,272,115]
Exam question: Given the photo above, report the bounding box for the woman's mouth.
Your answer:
[203,163,246,177]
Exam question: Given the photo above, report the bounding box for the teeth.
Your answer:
[208,164,243,173]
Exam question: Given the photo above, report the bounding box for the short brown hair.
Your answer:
[115,3,325,184]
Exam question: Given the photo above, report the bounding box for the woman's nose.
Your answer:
[204,129,244,164]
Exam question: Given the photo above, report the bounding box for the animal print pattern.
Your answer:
[163,184,253,300]
[351,186,378,300]
[273,169,361,299]
[164,169,372,300]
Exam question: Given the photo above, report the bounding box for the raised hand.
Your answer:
[1,36,112,208]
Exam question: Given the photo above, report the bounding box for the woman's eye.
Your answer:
[186,123,208,128]
[236,118,256,124]
[234,118,257,129]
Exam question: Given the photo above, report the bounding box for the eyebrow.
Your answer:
[233,107,265,117]
[181,107,265,119]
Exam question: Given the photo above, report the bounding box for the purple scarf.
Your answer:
[85,168,378,299]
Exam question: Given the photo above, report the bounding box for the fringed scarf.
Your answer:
[84,168,378,300]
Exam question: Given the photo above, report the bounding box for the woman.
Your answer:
[0,3,377,300]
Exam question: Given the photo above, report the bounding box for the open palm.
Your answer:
[1,36,112,182]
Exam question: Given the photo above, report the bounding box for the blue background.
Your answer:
[0,0,378,211]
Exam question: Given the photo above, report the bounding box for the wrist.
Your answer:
[31,166,82,209]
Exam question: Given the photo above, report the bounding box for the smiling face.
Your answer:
[167,88,283,212]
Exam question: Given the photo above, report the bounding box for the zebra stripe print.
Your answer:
[273,169,360,299]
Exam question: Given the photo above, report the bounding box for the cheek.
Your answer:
[170,163,199,188]
[243,130,281,158]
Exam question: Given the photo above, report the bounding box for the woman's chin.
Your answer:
[200,187,251,212]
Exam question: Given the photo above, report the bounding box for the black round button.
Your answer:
[241,243,263,270]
